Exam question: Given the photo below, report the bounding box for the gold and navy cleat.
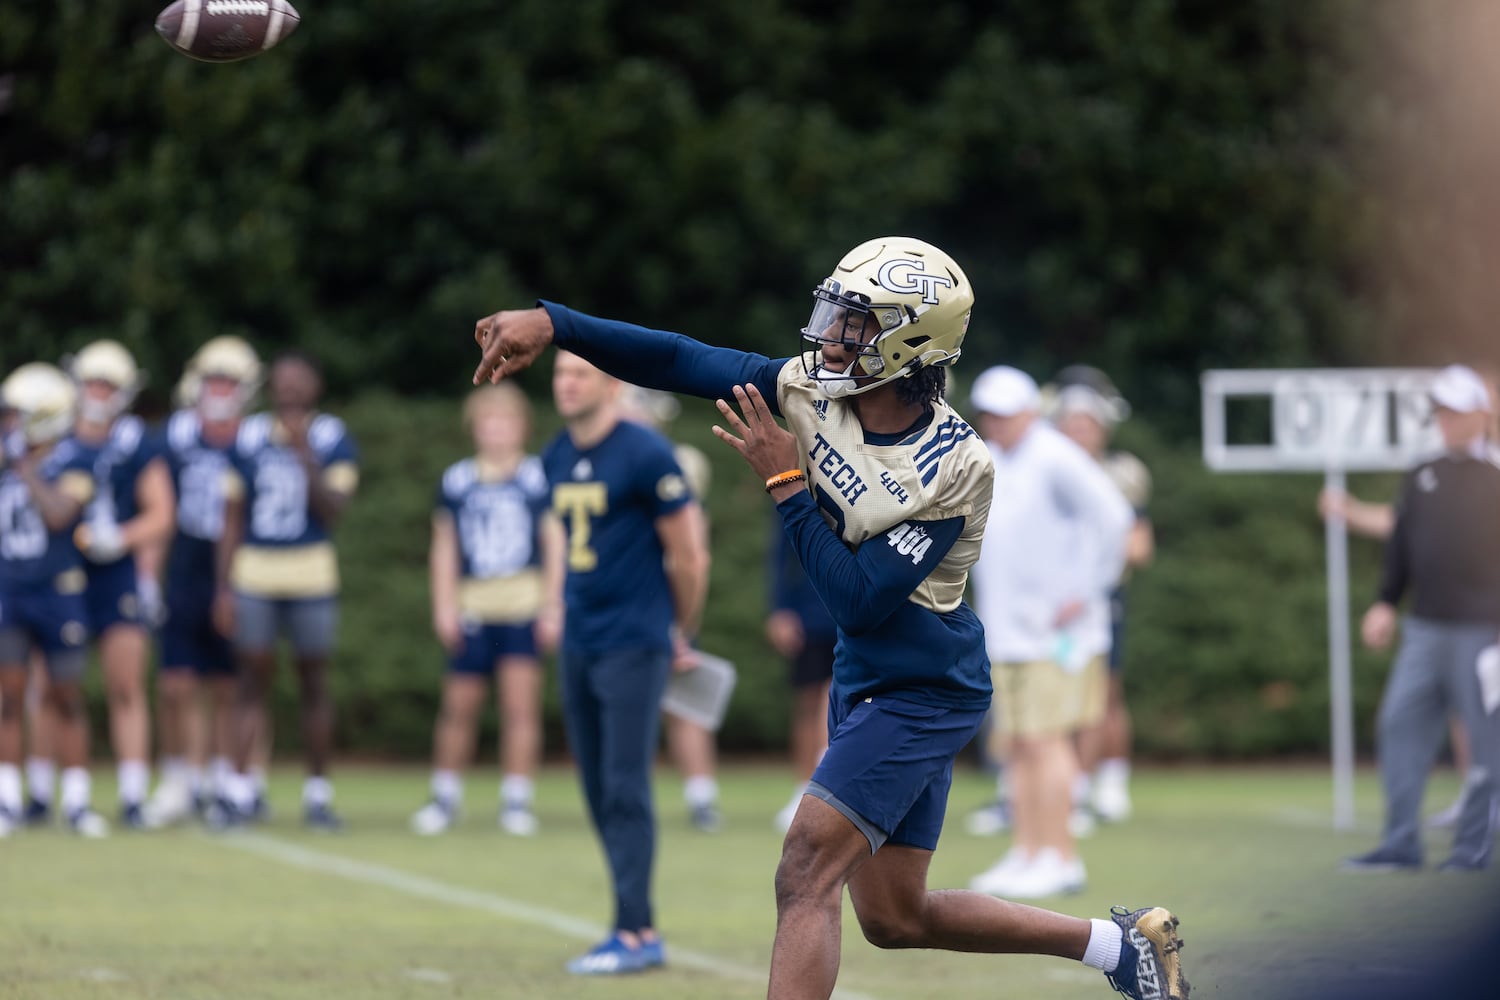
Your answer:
[1104,905,1189,1000]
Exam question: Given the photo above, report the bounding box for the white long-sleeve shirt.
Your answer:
[972,422,1134,663]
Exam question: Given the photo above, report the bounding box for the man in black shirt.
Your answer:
[1345,364,1500,871]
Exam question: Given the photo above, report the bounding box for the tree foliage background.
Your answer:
[3,1,1486,757]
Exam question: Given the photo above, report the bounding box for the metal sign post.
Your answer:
[1201,368,1441,831]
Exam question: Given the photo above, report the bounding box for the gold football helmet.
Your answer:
[801,237,974,398]
[68,339,143,423]
[2,362,80,445]
[178,335,262,419]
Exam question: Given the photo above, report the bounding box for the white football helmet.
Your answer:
[179,335,262,420]
[801,237,974,398]
[68,339,143,423]
[2,362,80,446]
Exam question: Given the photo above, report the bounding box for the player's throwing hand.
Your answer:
[473,309,556,385]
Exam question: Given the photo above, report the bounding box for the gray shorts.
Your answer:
[233,594,340,659]
[0,628,87,684]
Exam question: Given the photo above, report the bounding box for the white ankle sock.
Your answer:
[1081,917,1123,972]
[118,760,149,806]
[0,764,22,812]
[499,774,531,808]
[25,757,54,804]
[60,768,91,816]
[303,776,333,807]
[431,770,462,806]
[683,776,718,808]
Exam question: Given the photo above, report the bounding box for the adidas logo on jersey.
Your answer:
[814,399,828,422]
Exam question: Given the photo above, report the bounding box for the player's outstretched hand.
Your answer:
[713,384,800,481]
[473,308,555,385]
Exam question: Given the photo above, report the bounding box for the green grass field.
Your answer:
[1,763,1495,999]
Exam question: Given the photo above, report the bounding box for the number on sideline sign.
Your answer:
[1201,368,1441,472]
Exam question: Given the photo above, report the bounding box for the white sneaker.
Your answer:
[67,808,111,839]
[0,808,16,838]
[410,799,456,836]
[143,777,193,828]
[1068,805,1097,838]
[775,787,806,833]
[985,848,1084,900]
[1092,774,1133,823]
[499,803,538,837]
[969,846,1030,894]
[964,800,1011,836]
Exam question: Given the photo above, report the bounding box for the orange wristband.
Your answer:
[764,470,806,493]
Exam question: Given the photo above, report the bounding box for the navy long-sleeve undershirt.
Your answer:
[776,490,964,636]
[543,301,786,416]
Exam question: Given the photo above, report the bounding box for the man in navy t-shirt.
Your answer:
[542,351,708,976]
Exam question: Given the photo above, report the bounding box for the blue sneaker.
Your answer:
[303,802,344,832]
[1105,905,1189,1000]
[566,934,663,975]
[250,792,272,823]
[24,797,52,827]
[119,802,149,830]
[638,937,666,969]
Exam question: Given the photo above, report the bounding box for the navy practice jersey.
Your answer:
[542,302,993,710]
[541,420,691,653]
[160,409,234,587]
[224,412,359,599]
[69,415,163,568]
[0,439,96,587]
[435,455,551,625]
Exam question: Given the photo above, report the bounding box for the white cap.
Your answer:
[1430,364,1491,414]
[970,365,1040,417]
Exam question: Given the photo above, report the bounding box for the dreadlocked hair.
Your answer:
[894,365,947,406]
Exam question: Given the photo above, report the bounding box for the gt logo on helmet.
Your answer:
[876,259,953,304]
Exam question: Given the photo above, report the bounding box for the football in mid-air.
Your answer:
[156,0,300,63]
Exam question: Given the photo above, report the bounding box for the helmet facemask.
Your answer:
[801,280,931,398]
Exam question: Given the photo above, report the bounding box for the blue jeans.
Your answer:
[560,645,671,932]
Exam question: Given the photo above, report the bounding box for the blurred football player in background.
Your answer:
[60,341,175,828]
[965,366,1133,900]
[472,236,1188,1000]
[0,363,110,837]
[537,353,709,974]
[411,383,562,837]
[765,526,836,833]
[1047,365,1154,826]
[147,336,263,827]
[215,350,359,830]
[619,384,724,833]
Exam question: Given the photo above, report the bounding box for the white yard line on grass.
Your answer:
[217,832,881,1000]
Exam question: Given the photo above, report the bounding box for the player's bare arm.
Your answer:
[14,452,86,531]
[474,308,556,385]
[656,502,710,669]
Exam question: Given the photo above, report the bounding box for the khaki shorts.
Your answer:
[990,656,1102,742]
[1077,654,1108,728]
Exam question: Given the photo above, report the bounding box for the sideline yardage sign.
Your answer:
[1202,368,1441,472]
[1200,367,1439,832]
